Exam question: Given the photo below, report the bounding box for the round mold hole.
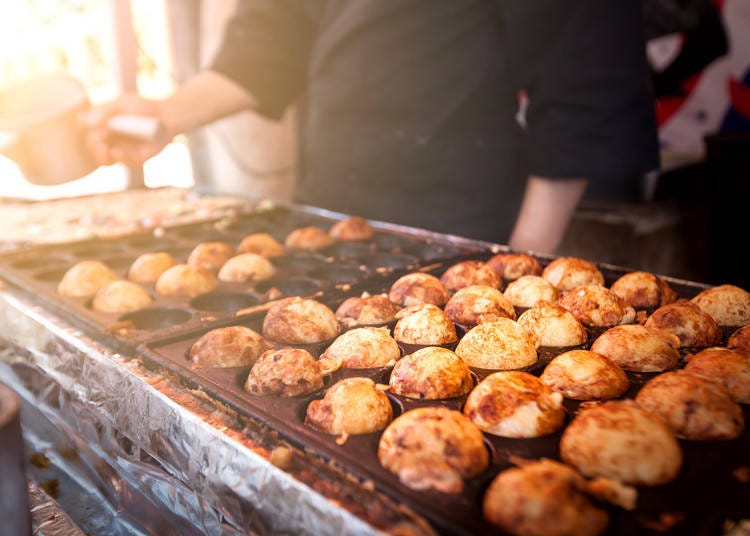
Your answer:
[190,292,260,312]
[373,234,420,252]
[308,265,368,285]
[273,254,327,274]
[69,243,125,259]
[118,307,192,330]
[406,243,462,261]
[33,267,70,282]
[172,228,226,242]
[363,253,419,270]
[12,257,67,270]
[99,255,135,270]
[322,242,374,260]
[254,277,322,297]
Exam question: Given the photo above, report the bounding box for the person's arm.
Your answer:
[502,0,659,253]
[84,71,256,166]
[508,176,588,253]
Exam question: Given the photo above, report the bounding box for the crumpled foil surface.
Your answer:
[0,288,387,536]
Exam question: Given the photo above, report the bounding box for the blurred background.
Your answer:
[0,0,747,286]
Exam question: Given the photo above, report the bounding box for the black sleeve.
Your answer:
[502,0,660,184]
[209,0,316,120]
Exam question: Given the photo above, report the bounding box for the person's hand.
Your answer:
[82,94,173,167]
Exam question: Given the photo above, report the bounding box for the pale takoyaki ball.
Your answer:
[728,324,750,354]
[334,293,401,329]
[389,347,473,400]
[540,350,629,401]
[444,285,516,328]
[516,302,588,348]
[635,370,744,440]
[455,318,537,370]
[541,257,605,293]
[262,297,340,344]
[244,347,324,397]
[328,216,374,241]
[284,226,333,251]
[58,260,118,298]
[217,253,275,283]
[318,326,400,369]
[439,260,501,294]
[154,264,217,297]
[91,280,153,313]
[486,252,542,282]
[377,407,489,494]
[609,270,678,310]
[393,304,457,346]
[236,232,285,258]
[503,275,559,308]
[558,285,636,327]
[644,300,722,348]
[463,371,564,438]
[691,284,750,327]
[388,272,450,308]
[483,459,608,536]
[127,252,176,284]
[589,324,680,372]
[189,326,268,368]
[305,377,392,435]
[684,347,750,403]
[560,400,682,486]
[186,241,235,272]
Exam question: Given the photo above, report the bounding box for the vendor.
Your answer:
[85,0,658,253]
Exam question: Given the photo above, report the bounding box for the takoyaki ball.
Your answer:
[377,407,489,494]
[684,347,750,403]
[463,371,564,438]
[284,226,333,251]
[236,232,285,258]
[609,271,678,310]
[455,318,537,370]
[334,292,401,329]
[691,284,750,327]
[128,252,176,284]
[328,216,374,241]
[393,304,457,346]
[541,257,605,293]
[558,285,636,327]
[728,324,750,354]
[560,400,682,486]
[388,272,450,308]
[217,253,275,283]
[91,280,153,313]
[262,297,340,344]
[389,347,473,400]
[439,260,501,294]
[540,350,629,401]
[444,285,516,328]
[306,377,392,435]
[486,252,543,282]
[644,300,722,348]
[244,347,324,397]
[589,324,680,372]
[516,302,588,348]
[186,241,235,272]
[635,370,744,440]
[58,260,118,298]
[503,275,560,308]
[155,264,217,297]
[318,326,400,369]
[189,326,268,368]
[483,459,609,536]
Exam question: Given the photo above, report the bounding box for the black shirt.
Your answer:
[211,0,659,242]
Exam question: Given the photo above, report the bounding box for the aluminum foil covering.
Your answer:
[0,286,421,536]
[28,482,87,536]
